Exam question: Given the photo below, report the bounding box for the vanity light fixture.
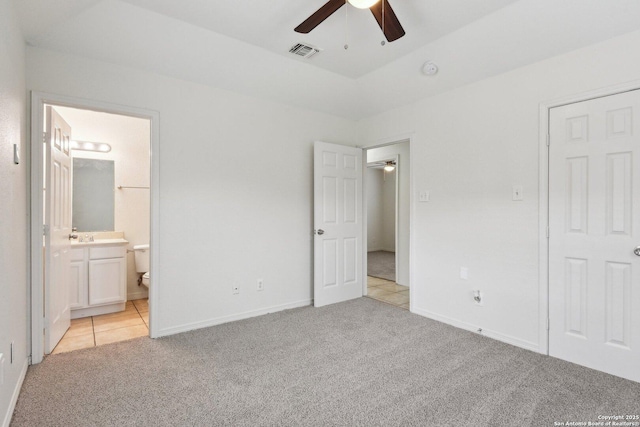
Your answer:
[384,161,396,172]
[70,140,112,153]
[348,0,380,8]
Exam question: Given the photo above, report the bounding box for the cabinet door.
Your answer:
[89,258,126,305]
[70,260,88,309]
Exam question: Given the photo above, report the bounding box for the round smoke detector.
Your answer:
[422,61,438,76]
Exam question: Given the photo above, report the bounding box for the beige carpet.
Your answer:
[367,250,395,281]
[12,298,640,426]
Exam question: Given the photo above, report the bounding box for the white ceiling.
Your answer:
[14,0,640,120]
[118,0,518,78]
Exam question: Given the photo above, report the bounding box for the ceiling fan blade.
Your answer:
[295,0,345,34]
[370,0,405,42]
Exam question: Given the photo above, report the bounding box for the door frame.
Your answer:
[364,154,400,283]
[538,80,640,355]
[29,91,160,364]
[361,135,413,310]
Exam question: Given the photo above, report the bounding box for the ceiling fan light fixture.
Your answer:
[294,0,405,42]
[347,0,380,9]
[384,161,396,172]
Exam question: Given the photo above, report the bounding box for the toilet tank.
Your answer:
[133,244,150,273]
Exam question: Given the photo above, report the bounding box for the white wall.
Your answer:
[366,168,384,251]
[358,29,640,351]
[56,107,151,300]
[366,143,410,286]
[27,47,356,336]
[0,0,28,424]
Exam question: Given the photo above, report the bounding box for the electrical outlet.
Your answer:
[257,279,264,291]
[473,290,484,306]
[419,191,430,202]
[232,285,239,295]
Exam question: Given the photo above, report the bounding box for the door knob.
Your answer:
[634,246,640,256]
[316,229,325,235]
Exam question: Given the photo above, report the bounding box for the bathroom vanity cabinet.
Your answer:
[70,239,128,319]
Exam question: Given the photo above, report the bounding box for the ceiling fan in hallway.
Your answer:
[295,0,406,42]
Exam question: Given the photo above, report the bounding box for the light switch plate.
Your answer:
[460,267,469,280]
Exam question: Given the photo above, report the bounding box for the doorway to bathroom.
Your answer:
[364,141,410,310]
[30,93,159,363]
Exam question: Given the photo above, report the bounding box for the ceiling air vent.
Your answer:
[289,43,321,59]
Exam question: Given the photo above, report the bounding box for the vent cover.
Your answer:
[289,43,321,59]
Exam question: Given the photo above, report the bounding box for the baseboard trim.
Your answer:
[127,291,149,300]
[367,249,395,253]
[412,307,540,353]
[2,358,28,427]
[156,299,313,338]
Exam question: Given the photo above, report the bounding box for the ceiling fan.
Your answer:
[295,0,406,43]
[367,160,396,171]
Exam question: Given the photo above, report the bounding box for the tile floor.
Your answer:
[366,276,409,310]
[52,299,149,355]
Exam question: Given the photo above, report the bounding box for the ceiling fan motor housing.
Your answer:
[295,0,405,43]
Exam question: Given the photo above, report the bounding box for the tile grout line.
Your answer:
[365,295,409,310]
[91,316,96,347]
[53,300,149,354]
[131,299,149,330]
[366,277,410,310]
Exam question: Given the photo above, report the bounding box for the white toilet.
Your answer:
[133,244,150,288]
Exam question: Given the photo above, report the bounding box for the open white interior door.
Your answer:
[314,141,363,307]
[549,90,640,382]
[45,106,73,354]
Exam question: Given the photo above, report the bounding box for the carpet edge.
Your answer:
[156,298,312,338]
[413,307,541,353]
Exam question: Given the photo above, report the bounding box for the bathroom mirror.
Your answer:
[72,158,115,231]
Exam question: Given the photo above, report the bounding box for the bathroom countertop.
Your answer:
[71,238,129,247]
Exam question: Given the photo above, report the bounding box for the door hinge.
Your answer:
[546,134,550,146]
[43,132,48,143]
[546,318,550,331]
[43,224,49,236]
